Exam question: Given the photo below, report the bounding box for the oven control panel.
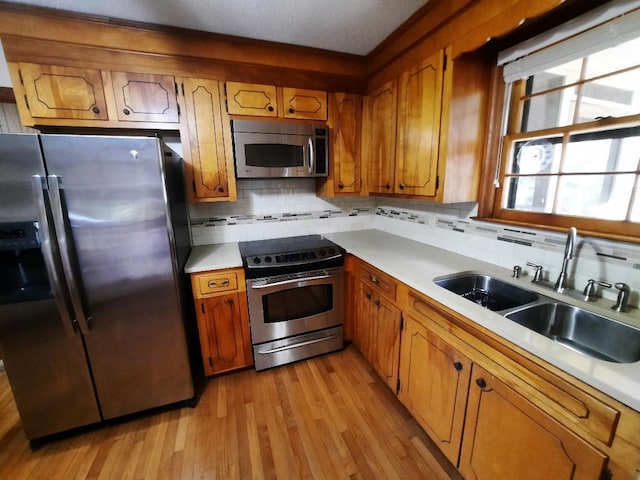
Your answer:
[249,247,338,267]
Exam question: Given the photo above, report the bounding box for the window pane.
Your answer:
[510,139,561,174]
[563,131,640,173]
[522,86,577,131]
[529,59,583,95]
[576,68,640,122]
[503,175,557,213]
[584,37,640,80]
[556,174,635,220]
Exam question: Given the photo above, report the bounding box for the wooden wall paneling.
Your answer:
[0,103,36,133]
[0,3,367,83]
[367,0,475,76]
[367,0,564,91]
[1,36,366,94]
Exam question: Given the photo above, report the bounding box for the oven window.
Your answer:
[245,144,304,168]
[263,284,333,323]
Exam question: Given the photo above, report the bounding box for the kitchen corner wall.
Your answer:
[189,179,640,307]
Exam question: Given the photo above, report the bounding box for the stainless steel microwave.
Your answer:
[232,119,328,178]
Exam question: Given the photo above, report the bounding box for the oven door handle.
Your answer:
[257,334,340,355]
[249,273,333,289]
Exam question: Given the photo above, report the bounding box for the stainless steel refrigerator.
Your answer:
[0,133,195,442]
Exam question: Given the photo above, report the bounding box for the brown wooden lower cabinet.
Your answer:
[353,280,401,391]
[195,292,252,376]
[459,364,607,480]
[398,315,471,465]
[191,268,253,376]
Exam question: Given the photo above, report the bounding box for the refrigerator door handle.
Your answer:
[47,175,92,334]
[31,175,77,337]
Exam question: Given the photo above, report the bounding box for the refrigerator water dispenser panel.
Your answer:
[0,221,51,304]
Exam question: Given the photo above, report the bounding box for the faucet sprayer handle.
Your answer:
[582,279,611,301]
[526,262,543,282]
[612,283,631,313]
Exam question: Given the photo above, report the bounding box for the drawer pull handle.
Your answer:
[370,275,379,284]
[208,279,230,288]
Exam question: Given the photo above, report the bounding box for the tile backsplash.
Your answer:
[189,180,640,306]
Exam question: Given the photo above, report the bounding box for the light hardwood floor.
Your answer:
[0,346,461,479]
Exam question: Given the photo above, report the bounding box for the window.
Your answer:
[483,2,640,240]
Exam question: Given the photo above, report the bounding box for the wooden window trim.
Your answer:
[477,66,640,244]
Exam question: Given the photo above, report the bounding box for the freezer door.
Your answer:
[40,135,194,419]
[0,133,101,440]
[0,300,102,439]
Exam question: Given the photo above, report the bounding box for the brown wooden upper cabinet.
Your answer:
[15,62,109,121]
[10,62,182,128]
[110,72,179,123]
[317,93,363,197]
[226,81,327,121]
[363,79,398,194]
[362,48,490,203]
[180,77,237,202]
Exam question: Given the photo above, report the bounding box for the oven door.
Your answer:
[245,267,343,345]
[234,132,314,178]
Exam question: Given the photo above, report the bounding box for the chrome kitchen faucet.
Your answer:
[554,227,577,293]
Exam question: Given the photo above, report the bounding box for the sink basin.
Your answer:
[434,273,539,311]
[506,303,640,363]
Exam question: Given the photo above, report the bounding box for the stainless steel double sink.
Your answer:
[434,272,640,364]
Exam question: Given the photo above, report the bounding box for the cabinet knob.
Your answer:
[399,183,405,190]
[374,300,380,307]
[453,361,463,371]
[475,378,487,389]
[92,106,100,114]
[369,275,379,284]
[268,105,274,112]
[385,182,391,190]
[338,182,344,189]
[366,292,372,300]
[123,108,130,115]
[218,186,225,193]
[289,107,295,114]
[227,299,234,305]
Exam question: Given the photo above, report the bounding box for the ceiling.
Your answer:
[3,0,430,55]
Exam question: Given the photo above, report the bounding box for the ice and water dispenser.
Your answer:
[0,221,50,304]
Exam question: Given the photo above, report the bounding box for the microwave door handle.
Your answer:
[308,136,314,175]
[31,175,77,337]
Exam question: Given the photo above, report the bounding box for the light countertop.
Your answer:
[185,229,640,411]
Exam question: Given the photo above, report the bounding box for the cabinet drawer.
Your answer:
[193,271,239,298]
[359,264,397,302]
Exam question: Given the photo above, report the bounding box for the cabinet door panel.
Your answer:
[282,87,327,120]
[364,80,397,194]
[395,50,444,196]
[353,283,373,359]
[182,78,236,200]
[371,296,401,390]
[111,72,179,123]
[226,82,278,117]
[328,93,362,194]
[460,364,607,480]
[399,316,471,465]
[196,293,250,376]
[19,63,108,120]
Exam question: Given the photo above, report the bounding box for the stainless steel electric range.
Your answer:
[238,235,344,371]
